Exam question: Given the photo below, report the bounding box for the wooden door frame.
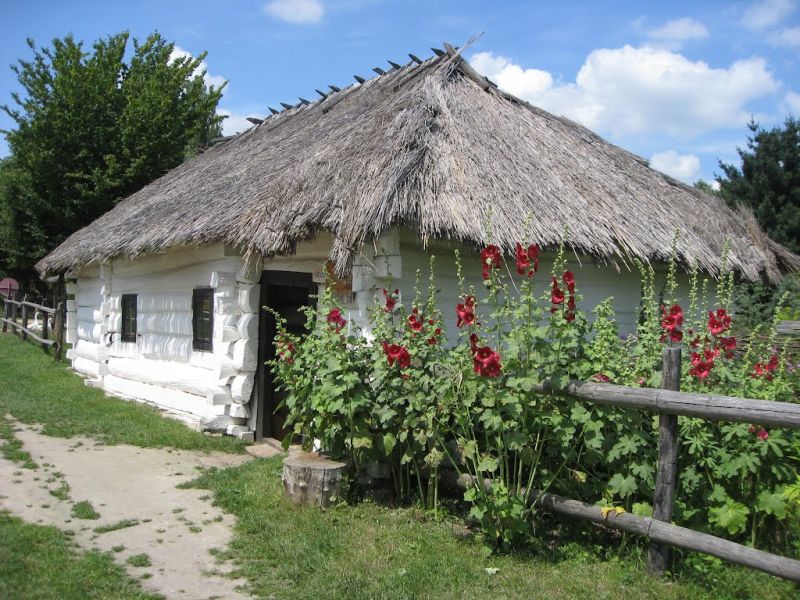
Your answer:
[254,270,317,441]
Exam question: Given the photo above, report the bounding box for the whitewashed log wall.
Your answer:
[64,243,262,438]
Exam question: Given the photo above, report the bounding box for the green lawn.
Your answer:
[0,334,244,453]
[188,457,798,600]
[0,512,161,600]
[1,332,797,599]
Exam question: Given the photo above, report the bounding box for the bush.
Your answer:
[270,243,800,554]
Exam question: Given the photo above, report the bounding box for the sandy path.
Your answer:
[0,421,254,600]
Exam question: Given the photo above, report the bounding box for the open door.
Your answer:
[255,271,317,441]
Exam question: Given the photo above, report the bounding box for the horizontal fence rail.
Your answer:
[777,320,800,337]
[2,293,64,359]
[535,491,800,582]
[530,345,800,581]
[534,380,800,430]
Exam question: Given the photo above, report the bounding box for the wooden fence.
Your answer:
[533,336,800,582]
[1,294,65,360]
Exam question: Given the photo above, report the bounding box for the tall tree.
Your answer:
[716,117,800,253]
[0,32,225,284]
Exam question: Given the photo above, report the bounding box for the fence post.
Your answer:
[648,345,682,575]
[54,301,64,361]
[11,293,18,336]
[1,298,7,333]
[41,305,50,353]
[21,294,29,341]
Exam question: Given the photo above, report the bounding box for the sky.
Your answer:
[1,0,798,185]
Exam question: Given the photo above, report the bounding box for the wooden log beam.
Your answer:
[777,320,800,337]
[0,318,56,346]
[648,346,681,575]
[18,300,55,313]
[533,380,800,429]
[536,491,800,582]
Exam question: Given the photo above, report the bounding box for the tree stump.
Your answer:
[282,449,348,508]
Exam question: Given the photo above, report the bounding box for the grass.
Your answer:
[71,500,101,520]
[0,334,244,453]
[188,458,800,600]
[0,512,160,600]
[126,553,152,568]
[0,417,38,468]
[94,519,141,534]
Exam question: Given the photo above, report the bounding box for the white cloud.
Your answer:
[263,0,324,23]
[741,0,796,30]
[218,109,256,136]
[787,91,800,113]
[169,46,227,90]
[770,25,800,46]
[650,150,701,182]
[647,18,709,43]
[470,46,778,137]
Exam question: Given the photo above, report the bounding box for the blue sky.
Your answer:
[1,0,798,184]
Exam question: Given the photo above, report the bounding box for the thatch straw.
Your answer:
[37,45,798,282]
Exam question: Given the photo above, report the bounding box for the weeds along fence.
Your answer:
[530,335,800,582]
[1,292,65,360]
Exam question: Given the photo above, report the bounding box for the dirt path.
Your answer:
[0,421,254,599]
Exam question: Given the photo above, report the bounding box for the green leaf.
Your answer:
[756,490,786,518]
[709,501,750,535]
[608,473,638,498]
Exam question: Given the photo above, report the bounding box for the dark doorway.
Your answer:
[255,271,317,441]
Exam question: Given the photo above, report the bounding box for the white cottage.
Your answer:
[37,43,797,442]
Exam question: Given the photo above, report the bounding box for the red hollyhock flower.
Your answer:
[767,354,780,371]
[551,277,565,305]
[381,289,397,312]
[719,337,737,351]
[326,308,347,331]
[669,330,683,343]
[592,373,611,383]
[707,308,732,336]
[562,271,575,294]
[407,314,423,332]
[689,335,702,349]
[384,343,411,369]
[456,303,476,328]
[689,360,713,379]
[473,345,502,377]
[757,428,769,441]
[515,243,541,277]
[469,333,479,353]
[480,245,503,280]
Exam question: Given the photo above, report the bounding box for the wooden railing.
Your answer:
[534,344,800,582]
[1,295,64,359]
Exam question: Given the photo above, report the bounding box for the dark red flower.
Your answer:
[382,289,397,312]
[689,360,713,379]
[408,314,423,332]
[757,428,769,441]
[515,243,541,277]
[469,333,479,353]
[473,345,502,377]
[708,308,732,336]
[551,277,565,305]
[384,343,411,369]
[669,330,683,343]
[480,245,503,280]
[562,271,575,294]
[719,337,737,351]
[326,308,347,331]
[456,303,475,327]
[592,373,611,383]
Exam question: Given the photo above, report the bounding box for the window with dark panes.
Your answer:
[192,288,214,351]
[121,294,137,343]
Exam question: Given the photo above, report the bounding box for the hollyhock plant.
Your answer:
[660,304,684,343]
[473,345,502,377]
[707,308,732,336]
[407,313,423,332]
[480,245,503,280]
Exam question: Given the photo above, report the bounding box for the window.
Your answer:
[192,288,214,351]
[121,294,137,343]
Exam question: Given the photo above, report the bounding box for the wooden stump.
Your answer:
[282,449,348,508]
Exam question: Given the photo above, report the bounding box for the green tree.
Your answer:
[716,117,800,253]
[0,32,225,284]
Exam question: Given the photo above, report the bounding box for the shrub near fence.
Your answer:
[270,241,800,580]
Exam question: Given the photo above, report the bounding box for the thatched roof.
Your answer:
[37,43,798,282]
